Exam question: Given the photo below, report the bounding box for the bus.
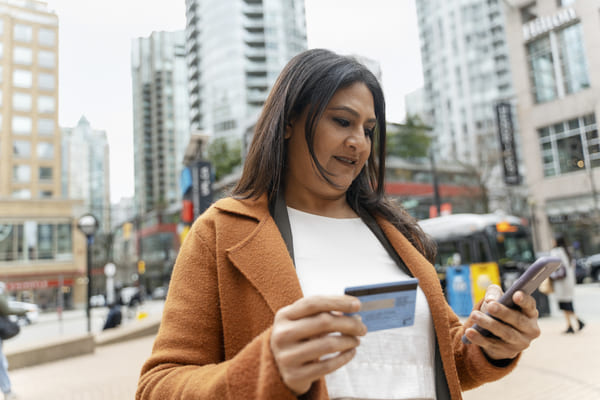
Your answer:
[418,212,536,291]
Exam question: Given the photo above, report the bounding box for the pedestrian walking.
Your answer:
[136,48,542,400]
[550,234,585,334]
[0,282,26,400]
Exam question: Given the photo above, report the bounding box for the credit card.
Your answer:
[344,279,419,332]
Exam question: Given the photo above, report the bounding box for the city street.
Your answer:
[4,284,599,399]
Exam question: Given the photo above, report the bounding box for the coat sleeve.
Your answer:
[447,300,521,390]
[135,220,299,400]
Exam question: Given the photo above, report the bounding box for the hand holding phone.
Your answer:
[462,256,561,344]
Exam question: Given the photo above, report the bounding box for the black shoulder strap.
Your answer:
[269,190,295,265]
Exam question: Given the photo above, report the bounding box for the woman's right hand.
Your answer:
[270,295,367,396]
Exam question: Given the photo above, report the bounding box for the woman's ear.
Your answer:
[284,121,293,139]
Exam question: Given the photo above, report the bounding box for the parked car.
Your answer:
[90,294,106,307]
[575,258,590,284]
[584,254,600,282]
[151,286,168,300]
[8,299,39,326]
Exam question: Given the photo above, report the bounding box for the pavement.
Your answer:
[5,284,600,400]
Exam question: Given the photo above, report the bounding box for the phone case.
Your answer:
[462,256,561,344]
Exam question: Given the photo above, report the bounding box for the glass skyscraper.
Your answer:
[185,0,307,142]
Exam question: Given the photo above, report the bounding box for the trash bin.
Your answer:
[469,262,501,304]
[445,265,473,316]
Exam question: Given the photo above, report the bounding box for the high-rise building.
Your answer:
[131,30,190,214]
[415,0,523,211]
[185,0,307,142]
[62,116,111,232]
[0,0,87,309]
[503,0,600,253]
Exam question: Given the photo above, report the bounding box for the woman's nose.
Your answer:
[345,128,369,149]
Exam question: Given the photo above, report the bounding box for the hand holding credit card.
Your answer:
[344,279,419,332]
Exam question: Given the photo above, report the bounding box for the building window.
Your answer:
[13,164,31,182]
[12,140,31,158]
[39,190,53,199]
[558,0,575,6]
[527,23,589,103]
[39,166,53,181]
[538,113,598,177]
[38,118,54,135]
[10,189,31,199]
[13,46,32,65]
[12,116,32,135]
[37,96,55,113]
[38,28,56,46]
[528,35,556,103]
[38,50,55,69]
[13,92,32,111]
[13,69,32,88]
[38,73,55,90]
[13,24,32,42]
[557,24,589,95]
[37,142,54,159]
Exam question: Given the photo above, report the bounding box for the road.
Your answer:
[4,284,600,399]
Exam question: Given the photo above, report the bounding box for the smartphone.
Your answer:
[462,256,561,344]
[344,279,419,332]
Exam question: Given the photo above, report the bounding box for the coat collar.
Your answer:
[214,195,304,314]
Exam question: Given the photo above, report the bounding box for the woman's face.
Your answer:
[284,82,376,208]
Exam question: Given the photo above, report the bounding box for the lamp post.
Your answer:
[77,213,98,333]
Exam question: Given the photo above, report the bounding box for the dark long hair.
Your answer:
[555,235,572,263]
[233,49,436,262]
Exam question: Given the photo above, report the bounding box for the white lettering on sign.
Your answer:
[523,8,576,42]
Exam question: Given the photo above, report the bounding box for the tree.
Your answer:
[207,137,242,181]
[386,114,432,159]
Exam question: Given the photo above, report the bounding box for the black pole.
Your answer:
[86,235,92,333]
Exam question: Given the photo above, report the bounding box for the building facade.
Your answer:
[62,116,111,232]
[0,0,86,309]
[131,30,190,215]
[415,0,526,213]
[185,0,307,142]
[503,0,600,254]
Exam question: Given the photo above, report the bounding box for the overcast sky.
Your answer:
[45,0,423,203]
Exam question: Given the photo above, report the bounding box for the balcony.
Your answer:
[244,32,265,45]
[245,61,266,73]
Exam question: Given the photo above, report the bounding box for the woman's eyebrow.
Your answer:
[327,105,377,124]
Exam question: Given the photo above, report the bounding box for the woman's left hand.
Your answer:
[463,284,541,360]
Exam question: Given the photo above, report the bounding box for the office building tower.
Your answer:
[62,116,111,232]
[185,0,307,142]
[503,0,600,253]
[0,0,87,310]
[415,0,522,211]
[131,30,190,214]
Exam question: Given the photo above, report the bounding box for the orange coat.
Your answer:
[137,196,518,399]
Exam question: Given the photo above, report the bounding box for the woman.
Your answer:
[550,235,585,334]
[137,49,540,400]
[0,282,24,400]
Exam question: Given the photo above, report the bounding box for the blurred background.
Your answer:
[0,1,598,397]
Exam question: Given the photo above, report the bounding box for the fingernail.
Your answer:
[352,300,361,311]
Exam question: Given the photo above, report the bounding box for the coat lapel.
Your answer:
[216,197,304,314]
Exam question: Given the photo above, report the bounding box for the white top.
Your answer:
[550,247,575,301]
[288,207,436,400]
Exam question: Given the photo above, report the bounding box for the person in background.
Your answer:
[102,303,122,330]
[550,235,585,334]
[137,49,541,400]
[0,282,25,400]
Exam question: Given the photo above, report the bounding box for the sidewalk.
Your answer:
[5,285,599,399]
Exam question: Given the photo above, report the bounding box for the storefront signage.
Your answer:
[495,102,521,185]
[6,278,74,291]
[523,8,576,42]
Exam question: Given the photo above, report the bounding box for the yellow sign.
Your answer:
[137,260,146,274]
[469,262,501,304]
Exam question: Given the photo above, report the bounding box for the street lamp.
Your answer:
[77,213,98,333]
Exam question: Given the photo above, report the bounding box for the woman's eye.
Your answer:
[334,118,350,127]
[364,127,375,137]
